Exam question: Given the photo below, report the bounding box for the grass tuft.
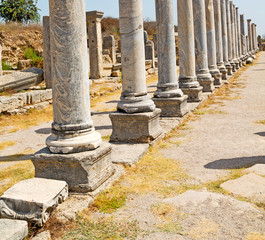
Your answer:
[0,141,16,150]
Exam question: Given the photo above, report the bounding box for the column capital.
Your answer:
[247,19,252,22]
[86,11,104,21]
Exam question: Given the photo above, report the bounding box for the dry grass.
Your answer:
[0,141,16,150]
[254,120,265,125]
[246,233,265,240]
[0,22,42,33]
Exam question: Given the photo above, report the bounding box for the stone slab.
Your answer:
[0,219,28,240]
[221,173,265,203]
[0,178,68,226]
[32,143,114,193]
[110,108,163,143]
[32,231,51,240]
[0,67,44,92]
[245,164,265,176]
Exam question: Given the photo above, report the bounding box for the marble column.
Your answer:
[205,0,222,86]
[152,0,188,117]
[230,2,239,70]
[226,0,234,73]
[235,7,242,66]
[178,0,203,101]
[214,0,228,80]
[110,0,162,142]
[192,0,214,92]
[253,24,258,52]
[32,0,114,193]
[86,11,104,79]
[247,19,253,53]
[43,16,52,89]
[240,14,247,59]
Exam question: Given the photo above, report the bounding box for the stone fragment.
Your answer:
[0,67,44,92]
[145,41,155,68]
[17,59,32,70]
[32,231,51,240]
[39,89,52,102]
[221,173,265,203]
[0,219,28,240]
[245,164,265,176]
[246,57,253,64]
[28,91,41,104]
[32,143,114,193]
[103,35,116,64]
[34,102,50,111]
[13,92,28,105]
[0,96,19,112]
[0,178,68,226]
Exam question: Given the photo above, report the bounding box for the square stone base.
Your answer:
[197,79,215,93]
[181,86,203,102]
[109,108,163,143]
[32,143,114,193]
[152,96,188,117]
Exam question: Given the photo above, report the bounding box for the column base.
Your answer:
[230,61,236,72]
[152,96,188,117]
[219,67,228,80]
[210,70,222,87]
[109,108,162,143]
[181,86,203,102]
[32,143,114,193]
[197,73,215,92]
[225,64,233,75]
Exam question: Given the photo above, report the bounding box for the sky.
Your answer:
[37,0,265,36]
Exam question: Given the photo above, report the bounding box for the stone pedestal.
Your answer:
[193,0,215,92]
[153,96,188,117]
[178,0,203,101]
[43,16,52,89]
[110,109,162,143]
[103,35,116,64]
[32,144,113,193]
[145,40,155,68]
[0,178,68,226]
[205,0,222,86]
[86,11,104,79]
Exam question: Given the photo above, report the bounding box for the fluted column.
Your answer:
[178,0,202,102]
[240,14,247,59]
[230,2,239,70]
[152,0,188,117]
[205,0,222,86]
[247,19,253,53]
[193,0,214,92]
[214,0,228,80]
[46,0,101,154]
[234,6,241,67]
[221,0,232,75]
[235,8,242,64]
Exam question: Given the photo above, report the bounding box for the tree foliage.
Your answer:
[0,0,40,24]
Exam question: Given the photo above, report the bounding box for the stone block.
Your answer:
[32,143,114,193]
[113,64,122,72]
[28,91,41,104]
[112,71,122,77]
[0,178,68,226]
[17,59,32,70]
[110,108,163,143]
[13,92,28,105]
[181,86,203,102]
[0,96,19,112]
[32,231,51,240]
[34,102,50,111]
[152,96,188,117]
[0,219,28,240]
[40,89,52,102]
[0,67,43,92]
[221,173,265,203]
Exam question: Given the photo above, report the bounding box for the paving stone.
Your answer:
[221,173,265,203]
[0,178,68,226]
[0,219,28,240]
[245,164,265,176]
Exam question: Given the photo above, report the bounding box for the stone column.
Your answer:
[110,0,162,142]
[235,8,242,64]
[43,16,52,89]
[258,35,262,51]
[220,0,232,75]
[86,11,104,79]
[234,6,242,67]
[0,45,2,76]
[247,19,253,53]
[230,2,239,70]
[205,0,222,86]
[214,0,228,80]
[103,35,116,64]
[240,14,247,59]
[177,0,203,101]
[226,0,234,73]
[193,0,215,92]
[32,0,113,193]
[152,0,188,116]
[253,24,257,52]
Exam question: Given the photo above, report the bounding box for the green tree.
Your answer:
[0,0,40,24]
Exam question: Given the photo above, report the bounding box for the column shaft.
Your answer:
[236,8,242,60]
[226,0,234,70]
[247,19,253,52]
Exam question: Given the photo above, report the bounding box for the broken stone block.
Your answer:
[221,173,265,203]
[0,96,19,112]
[0,219,28,240]
[32,230,51,240]
[28,91,41,104]
[0,67,43,92]
[39,89,52,102]
[32,143,114,193]
[13,92,28,105]
[0,178,68,226]
[17,59,32,70]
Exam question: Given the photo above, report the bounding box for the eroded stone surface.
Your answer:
[32,231,51,240]
[0,219,28,240]
[221,173,265,203]
[0,178,68,226]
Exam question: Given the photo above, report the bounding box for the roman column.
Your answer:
[32,0,114,193]
[230,2,239,70]
[193,0,215,92]
[205,0,222,86]
[236,8,242,64]
[110,0,162,142]
[226,0,235,72]
[43,16,52,89]
[221,0,232,75]
[178,0,203,101]
[240,14,247,59]
[152,0,188,116]
[214,0,228,80]
[86,11,104,79]
[247,19,253,54]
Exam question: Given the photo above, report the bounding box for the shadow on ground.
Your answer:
[35,128,51,135]
[0,154,33,162]
[204,156,265,169]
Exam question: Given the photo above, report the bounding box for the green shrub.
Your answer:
[24,47,43,68]
[2,60,12,70]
